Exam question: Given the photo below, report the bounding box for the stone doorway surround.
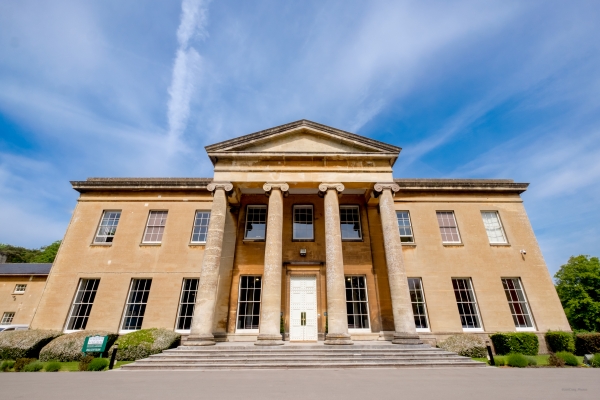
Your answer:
[284,263,324,341]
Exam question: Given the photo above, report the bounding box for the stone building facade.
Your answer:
[27,120,570,346]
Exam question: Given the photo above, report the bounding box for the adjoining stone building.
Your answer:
[0,263,51,327]
[25,120,570,346]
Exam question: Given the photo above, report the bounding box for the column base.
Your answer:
[255,334,285,346]
[392,332,423,345]
[185,334,216,346]
[324,333,353,345]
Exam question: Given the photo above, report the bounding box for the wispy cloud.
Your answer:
[166,0,211,154]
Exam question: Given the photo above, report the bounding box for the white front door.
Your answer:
[289,276,318,341]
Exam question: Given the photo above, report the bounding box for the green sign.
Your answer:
[82,335,108,353]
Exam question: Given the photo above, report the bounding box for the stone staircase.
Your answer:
[121,343,486,370]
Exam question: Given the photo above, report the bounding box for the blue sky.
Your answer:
[0,0,598,276]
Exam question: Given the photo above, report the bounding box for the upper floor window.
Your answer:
[94,211,121,243]
[436,211,461,243]
[13,284,27,294]
[340,205,362,240]
[143,211,168,243]
[1,312,15,325]
[191,211,211,243]
[244,205,267,240]
[293,205,314,240]
[396,211,414,243]
[481,211,507,244]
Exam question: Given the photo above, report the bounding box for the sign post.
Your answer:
[82,335,109,357]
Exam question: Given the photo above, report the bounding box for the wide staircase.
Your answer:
[121,342,486,370]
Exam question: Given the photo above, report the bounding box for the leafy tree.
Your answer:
[554,255,600,332]
[0,241,61,263]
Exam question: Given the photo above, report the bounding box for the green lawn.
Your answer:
[473,355,586,366]
[1,359,133,372]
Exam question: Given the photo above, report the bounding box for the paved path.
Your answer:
[2,368,598,400]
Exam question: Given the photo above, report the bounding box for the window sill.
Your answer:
[490,243,511,247]
[516,327,536,332]
[348,328,372,333]
[401,243,417,247]
[12,292,25,295]
[235,329,259,334]
[90,243,112,247]
[175,329,191,334]
[119,329,141,334]
[242,239,265,243]
[462,328,484,332]
[139,243,162,246]
[189,243,206,247]
[416,328,431,333]
[443,243,464,247]
[63,329,83,334]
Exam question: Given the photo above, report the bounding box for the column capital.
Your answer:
[207,181,233,193]
[318,182,345,194]
[263,182,289,193]
[374,182,400,193]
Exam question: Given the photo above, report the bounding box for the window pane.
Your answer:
[66,279,100,331]
[340,206,362,240]
[345,276,369,329]
[396,211,414,243]
[237,276,262,330]
[143,211,167,243]
[293,206,314,240]
[244,206,267,240]
[177,278,199,330]
[451,278,482,329]
[482,212,507,244]
[94,211,121,243]
[121,279,152,330]
[191,212,211,243]
[437,211,461,243]
[502,278,534,328]
[408,278,429,329]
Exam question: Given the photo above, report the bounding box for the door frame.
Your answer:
[284,263,324,341]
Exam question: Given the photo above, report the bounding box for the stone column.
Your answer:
[374,182,422,345]
[187,182,233,346]
[319,183,353,345]
[255,182,289,345]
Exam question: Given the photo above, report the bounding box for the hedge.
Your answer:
[490,332,539,356]
[574,333,600,356]
[109,328,180,361]
[439,334,487,358]
[39,330,118,362]
[545,331,575,353]
[0,330,62,359]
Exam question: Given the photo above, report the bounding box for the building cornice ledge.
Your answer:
[393,179,529,193]
[71,178,212,193]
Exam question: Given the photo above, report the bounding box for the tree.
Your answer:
[0,241,61,263]
[554,255,600,332]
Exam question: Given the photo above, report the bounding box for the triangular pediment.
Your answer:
[205,120,401,155]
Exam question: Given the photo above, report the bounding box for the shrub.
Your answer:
[556,351,579,366]
[438,334,487,358]
[525,356,537,366]
[0,359,15,372]
[506,353,528,368]
[14,358,36,372]
[88,358,109,371]
[0,330,62,360]
[590,354,600,368]
[490,332,539,355]
[548,353,566,367]
[45,361,61,372]
[78,355,94,371]
[40,331,118,362]
[545,331,575,353]
[110,328,180,361]
[574,333,600,356]
[492,356,505,366]
[23,361,44,372]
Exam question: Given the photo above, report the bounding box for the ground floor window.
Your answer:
[236,276,262,331]
[502,278,535,330]
[65,279,100,331]
[452,278,482,330]
[345,276,370,330]
[1,312,15,325]
[408,278,429,330]
[121,279,152,331]
[176,278,199,331]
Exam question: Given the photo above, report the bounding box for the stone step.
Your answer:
[139,355,468,362]
[147,353,462,360]
[121,361,484,370]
